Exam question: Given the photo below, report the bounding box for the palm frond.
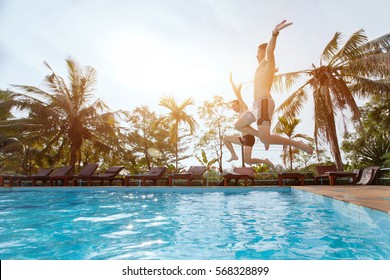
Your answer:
[88,138,112,154]
[272,71,309,94]
[82,66,97,93]
[348,77,390,98]
[320,32,341,65]
[331,29,368,66]
[328,74,361,123]
[66,57,79,86]
[273,116,301,136]
[43,60,55,72]
[182,115,199,133]
[274,83,310,120]
[0,90,17,119]
[343,52,390,78]
[179,97,195,110]
[0,118,45,130]
[159,94,177,111]
[10,85,52,102]
[361,32,390,53]
[292,133,313,142]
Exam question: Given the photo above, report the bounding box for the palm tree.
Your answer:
[126,105,173,172]
[273,117,313,171]
[0,90,15,120]
[1,58,121,169]
[0,90,25,172]
[197,95,234,173]
[158,95,198,171]
[273,30,390,170]
[0,90,17,152]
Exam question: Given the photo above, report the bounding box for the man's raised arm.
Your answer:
[229,72,246,107]
[265,20,293,62]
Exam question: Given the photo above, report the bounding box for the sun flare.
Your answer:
[108,33,214,92]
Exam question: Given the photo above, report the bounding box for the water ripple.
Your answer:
[74,213,136,222]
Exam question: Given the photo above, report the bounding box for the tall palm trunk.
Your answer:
[175,139,179,172]
[324,90,343,170]
[174,122,179,172]
[329,124,343,170]
[289,146,293,171]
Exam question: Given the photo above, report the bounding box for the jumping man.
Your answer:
[223,72,274,168]
[235,20,313,154]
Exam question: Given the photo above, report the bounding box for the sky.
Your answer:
[1,0,389,169]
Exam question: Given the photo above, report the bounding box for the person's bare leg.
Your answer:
[223,135,241,162]
[243,147,275,168]
[257,125,313,154]
[234,117,259,137]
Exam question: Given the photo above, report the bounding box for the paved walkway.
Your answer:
[294,185,390,214]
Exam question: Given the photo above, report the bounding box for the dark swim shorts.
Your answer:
[239,134,255,147]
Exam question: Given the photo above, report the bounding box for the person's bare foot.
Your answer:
[297,141,313,155]
[263,158,274,169]
[264,144,270,151]
[227,155,239,162]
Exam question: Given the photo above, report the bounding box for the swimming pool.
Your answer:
[0,187,389,259]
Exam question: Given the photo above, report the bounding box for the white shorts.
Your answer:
[241,110,256,123]
[252,97,274,126]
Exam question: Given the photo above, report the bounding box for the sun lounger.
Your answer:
[125,166,167,186]
[1,168,55,187]
[223,167,255,186]
[325,171,357,185]
[49,163,98,186]
[314,165,337,185]
[168,166,207,186]
[15,166,72,186]
[81,166,125,186]
[351,169,363,183]
[314,164,360,186]
[278,172,305,186]
[357,166,381,185]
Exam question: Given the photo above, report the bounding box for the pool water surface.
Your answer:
[0,187,389,259]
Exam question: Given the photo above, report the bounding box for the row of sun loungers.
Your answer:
[125,166,208,186]
[0,164,124,187]
[313,165,381,186]
[0,164,383,187]
[0,165,206,187]
[222,165,381,187]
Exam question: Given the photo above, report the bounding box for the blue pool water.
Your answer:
[0,187,389,260]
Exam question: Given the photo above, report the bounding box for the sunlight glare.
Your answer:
[108,33,214,92]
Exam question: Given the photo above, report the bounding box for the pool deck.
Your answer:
[294,185,390,214]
